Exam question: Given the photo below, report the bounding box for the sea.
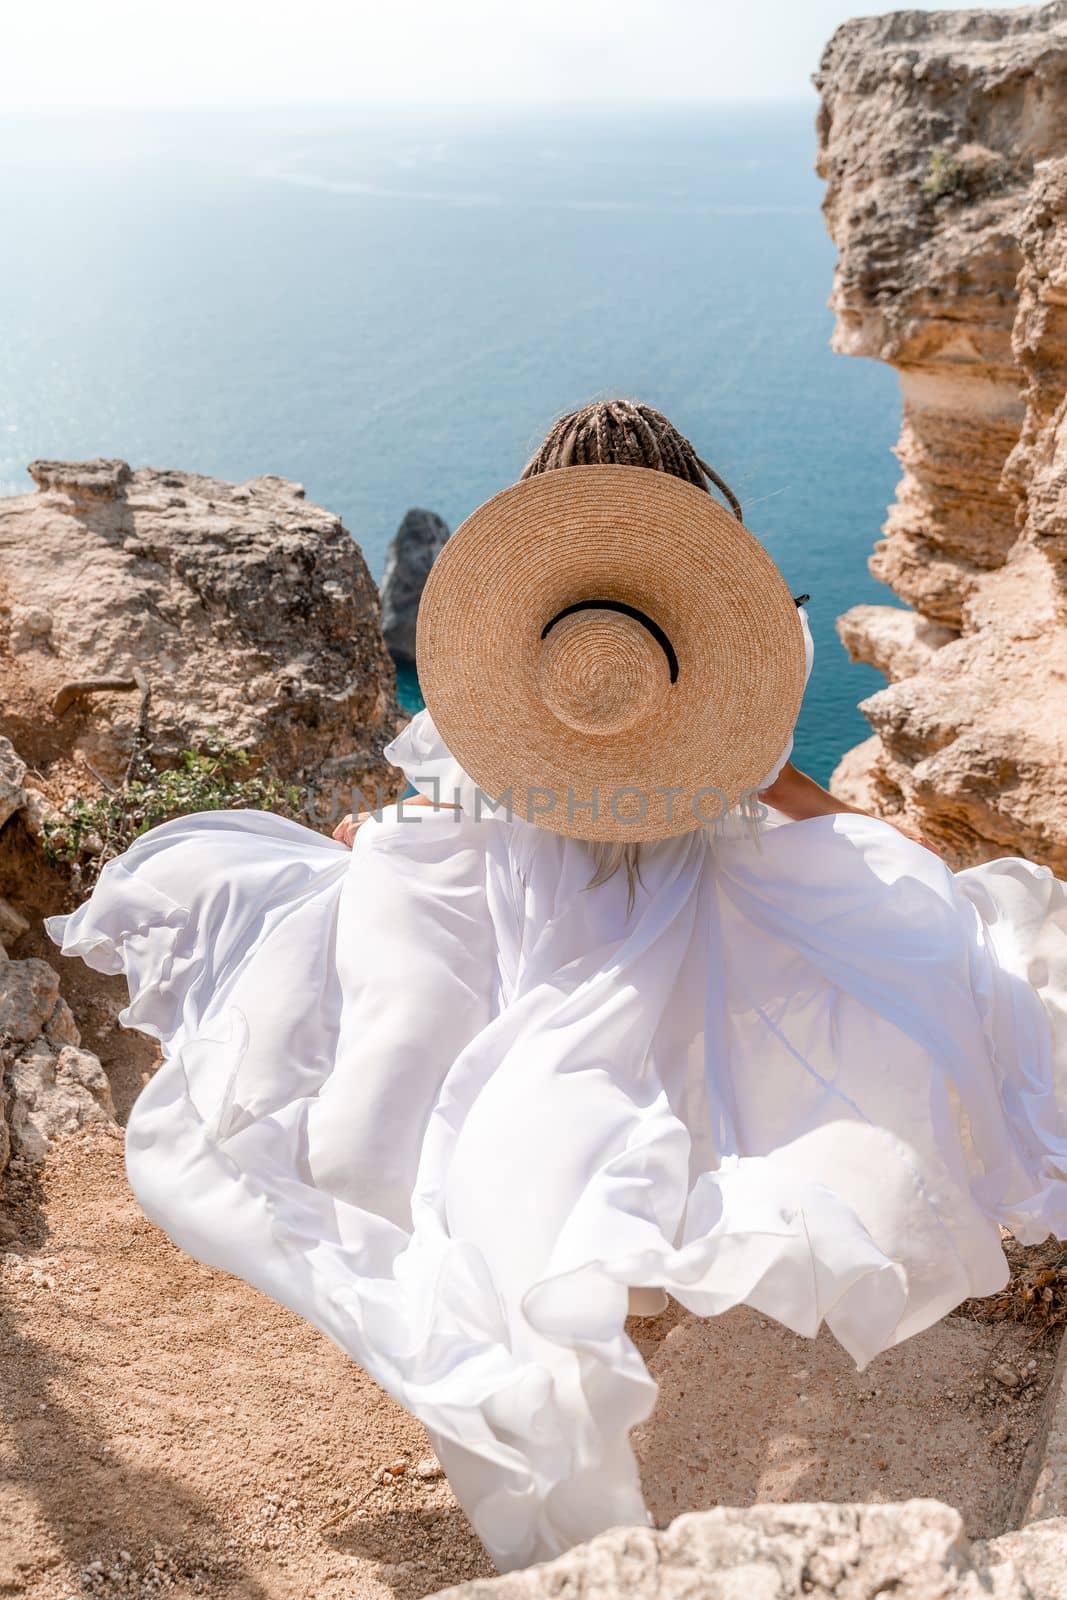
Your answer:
[0,103,902,784]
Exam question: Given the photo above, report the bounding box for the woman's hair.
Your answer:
[519,398,742,517]
[519,399,742,912]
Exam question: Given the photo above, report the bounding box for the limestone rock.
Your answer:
[981,1519,1067,1600]
[5,1042,115,1162]
[0,952,116,1170]
[0,899,29,951]
[823,735,890,819]
[815,8,1056,594]
[19,787,62,845]
[379,507,450,664]
[431,1500,1063,1598]
[31,456,132,505]
[0,956,61,1047]
[837,605,956,682]
[44,996,80,1048]
[1005,156,1067,564]
[0,460,407,817]
[0,735,27,829]
[817,7,1067,870]
[8,603,53,654]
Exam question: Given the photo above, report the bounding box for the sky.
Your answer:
[3,0,1035,110]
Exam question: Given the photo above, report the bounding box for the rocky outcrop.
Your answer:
[0,728,116,1171]
[380,506,450,664]
[0,737,26,832]
[1007,156,1067,565]
[816,3,1067,871]
[0,460,406,817]
[431,1500,1067,1599]
[0,940,115,1172]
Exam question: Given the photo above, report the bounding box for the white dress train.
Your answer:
[46,610,1067,1572]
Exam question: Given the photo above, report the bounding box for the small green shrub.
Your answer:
[922,148,964,202]
[44,736,304,893]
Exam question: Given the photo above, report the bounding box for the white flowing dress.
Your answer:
[47,610,1067,1573]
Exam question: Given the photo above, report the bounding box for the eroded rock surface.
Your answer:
[0,459,406,814]
[0,737,26,831]
[0,941,115,1172]
[816,4,1067,870]
[430,1500,1067,1599]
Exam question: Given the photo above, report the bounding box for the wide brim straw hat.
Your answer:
[415,463,807,843]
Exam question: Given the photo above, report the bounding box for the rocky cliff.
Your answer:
[816,2,1067,872]
[0,459,405,818]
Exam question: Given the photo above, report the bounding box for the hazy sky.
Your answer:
[6,0,1033,109]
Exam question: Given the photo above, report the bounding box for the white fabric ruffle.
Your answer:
[46,740,1067,1571]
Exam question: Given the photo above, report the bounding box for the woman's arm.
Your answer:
[759,762,942,855]
[332,791,456,849]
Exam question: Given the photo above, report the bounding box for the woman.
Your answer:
[47,399,1067,1574]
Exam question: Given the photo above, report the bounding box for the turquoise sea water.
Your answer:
[0,104,901,783]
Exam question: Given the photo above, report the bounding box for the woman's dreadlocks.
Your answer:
[519,398,743,520]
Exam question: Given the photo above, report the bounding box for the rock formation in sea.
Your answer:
[0,459,406,813]
[816,2,1067,873]
[380,506,451,664]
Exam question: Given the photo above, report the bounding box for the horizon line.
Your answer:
[0,93,821,117]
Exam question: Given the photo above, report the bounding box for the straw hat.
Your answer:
[415,463,807,842]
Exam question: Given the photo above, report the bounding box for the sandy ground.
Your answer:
[0,1132,1060,1600]
[633,1301,1053,1533]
